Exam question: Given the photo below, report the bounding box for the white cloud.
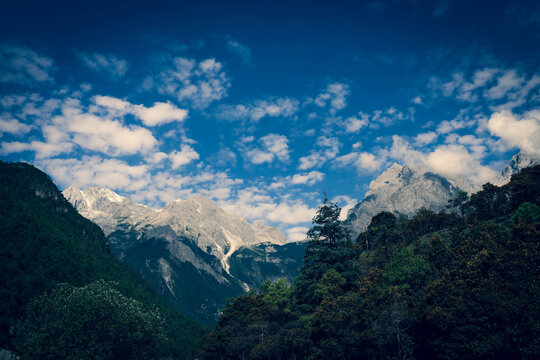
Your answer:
[225,38,252,65]
[314,83,349,111]
[94,95,188,126]
[0,116,32,135]
[389,135,497,185]
[0,43,55,85]
[286,227,309,242]
[291,171,324,185]
[412,96,423,105]
[155,57,230,109]
[38,156,151,191]
[214,147,237,167]
[298,136,341,170]
[332,195,358,221]
[415,131,438,145]
[169,145,200,169]
[133,102,188,126]
[344,114,369,133]
[244,134,290,164]
[0,140,73,158]
[216,97,299,122]
[335,151,381,173]
[484,69,524,100]
[78,52,128,79]
[371,107,406,126]
[487,109,540,155]
[57,99,157,155]
[457,68,498,101]
[266,202,316,224]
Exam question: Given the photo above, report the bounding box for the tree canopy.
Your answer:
[199,166,540,360]
[14,280,169,360]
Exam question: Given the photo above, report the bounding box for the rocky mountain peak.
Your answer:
[346,163,473,238]
[498,152,540,185]
[63,186,288,267]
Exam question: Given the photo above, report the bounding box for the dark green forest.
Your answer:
[198,166,540,360]
[0,162,205,359]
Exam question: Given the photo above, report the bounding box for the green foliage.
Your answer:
[382,246,432,292]
[306,198,350,243]
[0,162,205,357]
[513,201,540,224]
[199,165,540,360]
[14,280,168,360]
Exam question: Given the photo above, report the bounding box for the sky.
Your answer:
[1,0,539,240]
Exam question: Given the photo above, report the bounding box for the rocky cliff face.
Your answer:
[63,186,286,267]
[345,163,477,238]
[497,152,540,185]
[63,186,299,324]
[345,152,540,240]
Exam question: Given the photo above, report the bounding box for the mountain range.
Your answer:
[62,151,539,323]
[63,186,304,324]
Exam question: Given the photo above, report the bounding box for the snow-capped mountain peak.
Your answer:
[345,163,475,237]
[63,186,287,266]
[497,152,540,185]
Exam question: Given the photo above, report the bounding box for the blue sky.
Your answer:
[1,0,539,240]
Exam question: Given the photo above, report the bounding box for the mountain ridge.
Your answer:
[345,152,540,238]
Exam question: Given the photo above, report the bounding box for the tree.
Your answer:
[306,198,350,244]
[513,202,540,224]
[14,280,169,360]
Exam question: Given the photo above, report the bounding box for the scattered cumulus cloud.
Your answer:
[389,135,497,184]
[314,83,349,112]
[484,69,524,100]
[291,171,325,185]
[488,109,540,155]
[0,42,55,85]
[78,51,129,80]
[414,131,438,145]
[93,95,188,126]
[335,151,381,173]
[298,136,341,170]
[244,134,290,164]
[216,97,299,122]
[344,114,369,133]
[1,96,158,158]
[412,96,423,105]
[169,145,200,169]
[430,68,540,110]
[286,227,309,242]
[0,116,32,136]
[152,57,230,109]
[38,156,151,192]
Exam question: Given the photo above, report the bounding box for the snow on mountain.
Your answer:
[496,152,540,185]
[345,163,477,238]
[63,185,156,235]
[63,186,287,268]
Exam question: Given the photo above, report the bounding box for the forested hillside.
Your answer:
[199,166,540,360]
[0,162,205,359]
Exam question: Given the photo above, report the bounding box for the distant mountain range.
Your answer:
[63,186,304,324]
[62,151,539,323]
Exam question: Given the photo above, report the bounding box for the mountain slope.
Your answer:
[63,186,300,324]
[497,152,540,185]
[345,163,476,238]
[0,162,204,357]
